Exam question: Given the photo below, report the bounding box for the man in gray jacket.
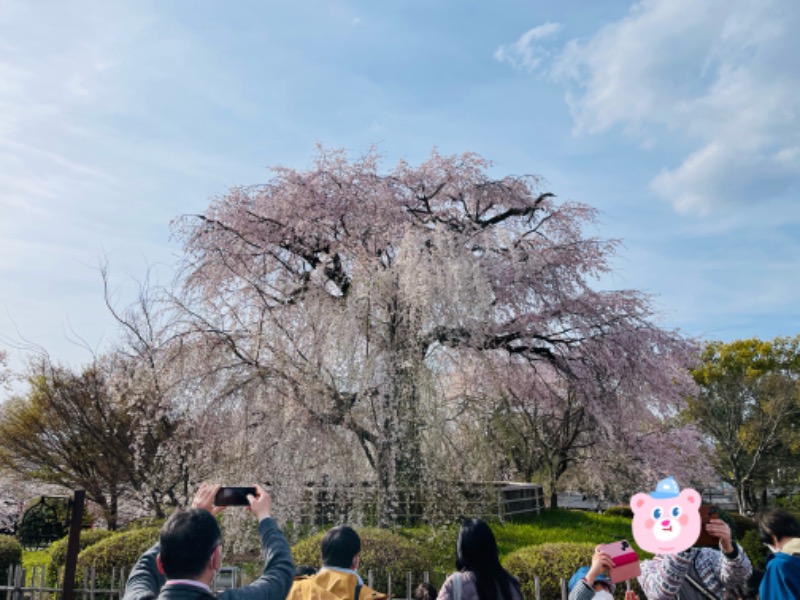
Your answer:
[123,484,294,600]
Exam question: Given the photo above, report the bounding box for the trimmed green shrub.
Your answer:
[503,542,595,600]
[47,529,114,585]
[0,535,23,578]
[604,506,633,519]
[118,517,165,532]
[396,525,457,580]
[292,528,430,593]
[739,529,769,571]
[727,513,756,541]
[76,527,160,589]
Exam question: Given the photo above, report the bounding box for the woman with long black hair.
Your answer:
[436,519,522,600]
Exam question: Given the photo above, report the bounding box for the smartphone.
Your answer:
[696,505,720,547]
[598,540,640,583]
[214,487,256,507]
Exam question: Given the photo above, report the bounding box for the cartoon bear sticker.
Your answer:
[630,476,701,554]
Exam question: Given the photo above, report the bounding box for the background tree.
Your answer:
[455,346,704,507]
[172,147,699,522]
[0,354,189,528]
[689,336,800,512]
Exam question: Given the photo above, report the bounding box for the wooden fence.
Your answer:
[2,566,631,600]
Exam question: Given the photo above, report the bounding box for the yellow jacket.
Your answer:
[287,570,387,600]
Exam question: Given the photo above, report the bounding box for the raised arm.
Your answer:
[220,485,295,600]
[123,543,165,600]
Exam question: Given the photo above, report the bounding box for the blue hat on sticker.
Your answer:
[650,476,681,499]
[568,566,615,593]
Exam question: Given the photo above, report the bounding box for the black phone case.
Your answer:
[215,487,256,506]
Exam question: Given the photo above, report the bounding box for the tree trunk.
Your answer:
[375,436,397,527]
[736,485,748,514]
[108,487,119,530]
[548,467,559,509]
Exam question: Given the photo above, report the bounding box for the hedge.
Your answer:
[77,527,160,589]
[292,528,430,592]
[727,513,756,541]
[118,517,166,532]
[47,529,114,585]
[604,506,633,519]
[739,529,769,570]
[503,542,600,600]
[0,535,23,578]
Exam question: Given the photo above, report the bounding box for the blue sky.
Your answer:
[1,0,799,376]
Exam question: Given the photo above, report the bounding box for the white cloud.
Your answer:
[494,22,561,71]
[499,0,800,215]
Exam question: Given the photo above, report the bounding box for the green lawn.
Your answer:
[397,509,642,574]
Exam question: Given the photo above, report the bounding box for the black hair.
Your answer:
[755,508,800,546]
[321,526,361,569]
[159,508,221,579]
[456,519,520,600]
[415,582,438,600]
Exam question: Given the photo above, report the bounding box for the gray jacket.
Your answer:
[123,517,294,600]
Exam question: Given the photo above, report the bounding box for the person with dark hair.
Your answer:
[415,583,437,600]
[436,519,522,600]
[567,547,616,600]
[287,526,386,600]
[158,509,223,581]
[124,484,294,600]
[755,508,800,598]
[320,526,362,568]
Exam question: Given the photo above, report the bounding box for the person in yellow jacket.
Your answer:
[288,526,387,600]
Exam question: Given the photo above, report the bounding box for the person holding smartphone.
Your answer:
[568,546,641,600]
[637,513,752,599]
[124,483,294,600]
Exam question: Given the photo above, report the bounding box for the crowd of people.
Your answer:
[122,484,800,600]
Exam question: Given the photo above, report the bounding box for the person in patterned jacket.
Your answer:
[637,516,752,600]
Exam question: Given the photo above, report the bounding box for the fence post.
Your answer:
[406,572,412,600]
[533,576,540,600]
[368,570,374,589]
[387,573,392,599]
[497,488,503,522]
[62,490,86,600]
[560,577,567,600]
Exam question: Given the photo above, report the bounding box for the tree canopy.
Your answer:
[0,354,192,528]
[689,336,800,512]
[171,147,700,520]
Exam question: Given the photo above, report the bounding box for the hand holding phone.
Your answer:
[598,540,641,583]
[695,506,720,547]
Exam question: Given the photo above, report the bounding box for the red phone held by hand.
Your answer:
[598,540,641,583]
